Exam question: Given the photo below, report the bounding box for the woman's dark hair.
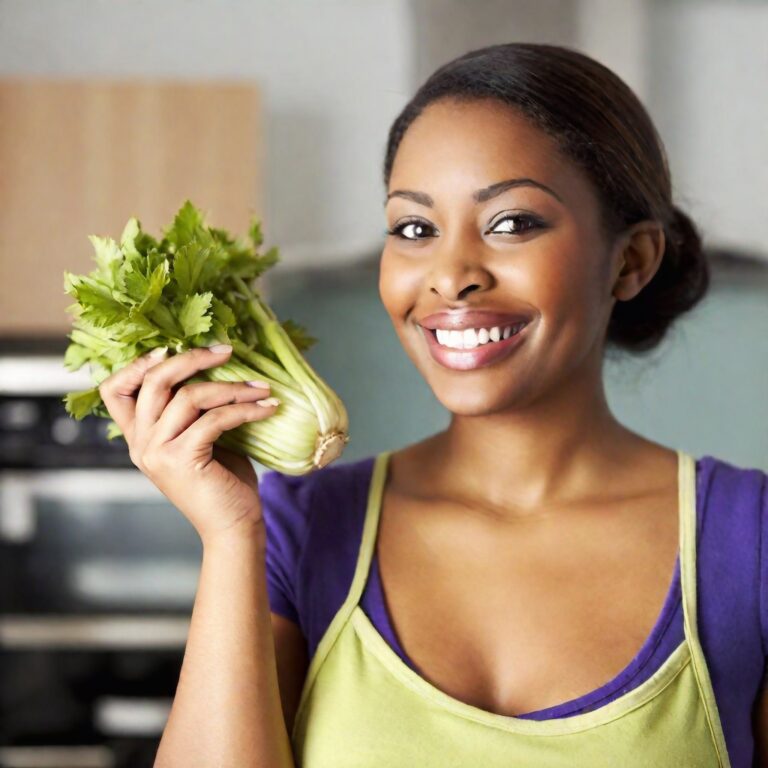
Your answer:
[382,43,709,354]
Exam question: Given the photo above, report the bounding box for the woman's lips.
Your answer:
[421,322,529,371]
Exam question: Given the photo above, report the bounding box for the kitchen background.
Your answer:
[0,1,766,766]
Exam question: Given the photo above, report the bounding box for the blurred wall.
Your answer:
[410,0,580,84]
[2,0,765,267]
[409,0,768,261]
[646,0,768,257]
[0,0,413,267]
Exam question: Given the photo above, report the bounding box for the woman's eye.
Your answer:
[488,214,541,235]
[387,219,436,241]
[387,213,543,241]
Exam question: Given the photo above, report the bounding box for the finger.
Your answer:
[178,398,280,468]
[98,348,169,440]
[134,344,234,440]
[152,380,271,444]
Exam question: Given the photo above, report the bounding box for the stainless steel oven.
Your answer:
[0,349,201,768]
[0,469,201,616]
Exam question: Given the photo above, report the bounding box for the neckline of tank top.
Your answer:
[366,547,683,719]
[357,448,698,724]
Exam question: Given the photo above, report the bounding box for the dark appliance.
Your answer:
[0,351,202,768]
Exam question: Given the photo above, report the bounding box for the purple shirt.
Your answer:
[260,452,768,766]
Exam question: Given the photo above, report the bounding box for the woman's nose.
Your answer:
[427,242,494,302]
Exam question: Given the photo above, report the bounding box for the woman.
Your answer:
[98,43,768,766]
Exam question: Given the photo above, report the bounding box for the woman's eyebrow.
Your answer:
[385,177,563,207]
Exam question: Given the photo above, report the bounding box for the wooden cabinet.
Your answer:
[0,79,262,336]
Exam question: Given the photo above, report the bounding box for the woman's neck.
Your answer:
[408,367,655,517]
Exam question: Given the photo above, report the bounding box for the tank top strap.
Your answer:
[343,450,391,607]
[292,450,392,737]
[679,449,700,640]
[677,448,731,764]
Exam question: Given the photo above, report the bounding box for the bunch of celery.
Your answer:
[63,201,349,474]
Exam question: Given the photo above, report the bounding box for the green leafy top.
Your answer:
[63,201,316,421]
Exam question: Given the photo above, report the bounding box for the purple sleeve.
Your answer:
[761,469,768,667]
[258,470,316,628]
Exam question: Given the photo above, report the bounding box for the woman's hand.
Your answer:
[98,344,279,545]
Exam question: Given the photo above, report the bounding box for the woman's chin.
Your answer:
[432,386,517,418]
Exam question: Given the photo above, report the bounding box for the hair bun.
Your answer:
[607,205,710,353]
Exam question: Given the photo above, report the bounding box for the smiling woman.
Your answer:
[263,43,766,768]
[142,42,767,768]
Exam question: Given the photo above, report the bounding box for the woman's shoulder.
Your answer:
[258,451,380,524]
[258,452,383,576]
[695,451,767,520]
[258,452,381,649]
[695,450,766,476]
[694,451,768,662]
[694,451,766,566]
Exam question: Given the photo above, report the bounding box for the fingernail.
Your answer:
[246,380,270,388]
[207,344,233,354]
[148,346,168,359]
[256,397,280,408]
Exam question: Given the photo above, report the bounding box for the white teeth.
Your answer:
[434,324,523,349]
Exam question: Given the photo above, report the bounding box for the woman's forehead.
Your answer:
[387,100,591,211]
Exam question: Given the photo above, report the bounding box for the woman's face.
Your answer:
[379,98,623,416]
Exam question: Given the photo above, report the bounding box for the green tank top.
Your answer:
[291,450,732,766]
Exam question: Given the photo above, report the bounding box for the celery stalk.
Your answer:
[63,200,350,475]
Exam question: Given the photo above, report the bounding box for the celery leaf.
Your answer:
[178,292,213,337]
[64,387,103,420]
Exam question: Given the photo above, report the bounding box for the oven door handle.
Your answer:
[0,469,168,542]
[93,696,172,737]
[0,615,190,649]
[0,745,116,768]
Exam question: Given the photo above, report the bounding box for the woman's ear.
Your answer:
[611,221,666,301]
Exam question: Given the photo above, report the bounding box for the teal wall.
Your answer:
[268,257,768,472]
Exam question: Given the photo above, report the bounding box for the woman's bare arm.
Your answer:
[154,523,295,767]
[271,613,310,737]
[96,346,298,767]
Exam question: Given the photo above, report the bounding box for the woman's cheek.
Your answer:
[378,247,423,324]
[531,240,612,358]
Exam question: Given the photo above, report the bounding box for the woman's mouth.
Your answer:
[421,321,529,371]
